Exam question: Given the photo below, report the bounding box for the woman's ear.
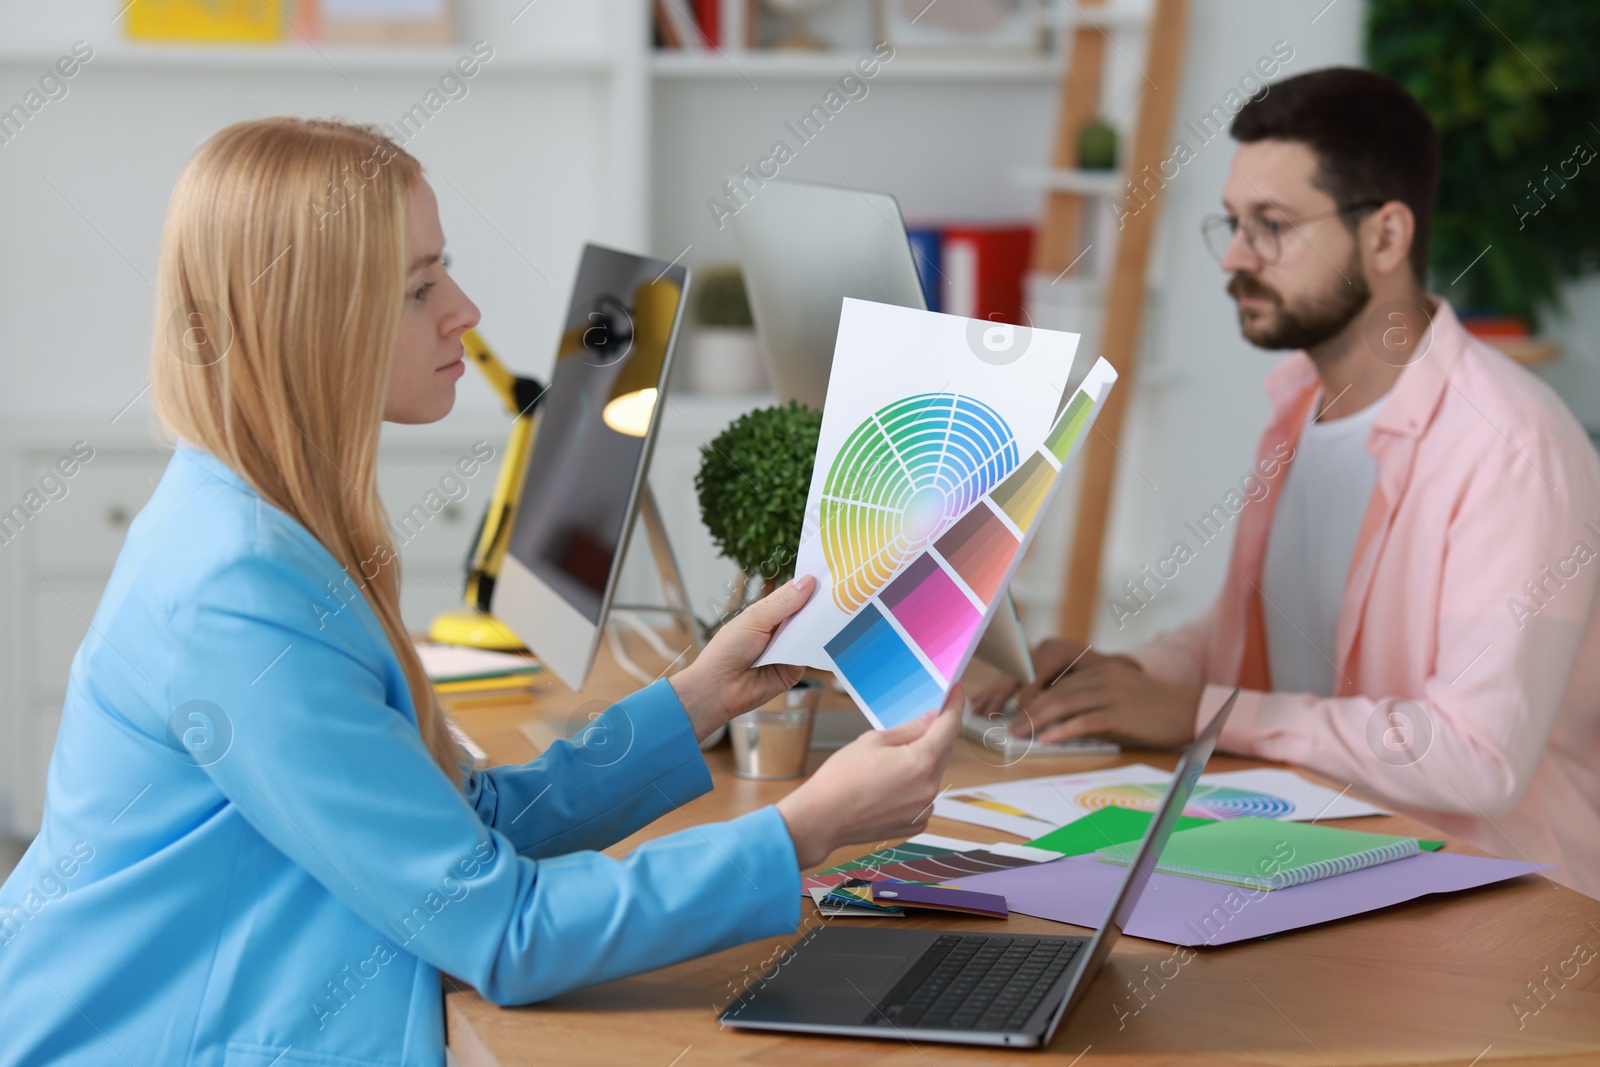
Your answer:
[1364,200,1416,279]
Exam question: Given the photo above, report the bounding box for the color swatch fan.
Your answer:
[759,298,1116,729]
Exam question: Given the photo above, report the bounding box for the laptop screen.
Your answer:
[1042,687,1241,1038]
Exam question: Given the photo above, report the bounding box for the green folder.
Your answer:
[1096,816,1421,890]
[1027,806,1216,856]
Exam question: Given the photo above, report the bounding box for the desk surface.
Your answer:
[442,656,1600,1066]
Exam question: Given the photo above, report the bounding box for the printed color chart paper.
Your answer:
[759,298,1116,729]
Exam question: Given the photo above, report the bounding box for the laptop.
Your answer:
[731,177,1043,686]
[719,686,1242,1048]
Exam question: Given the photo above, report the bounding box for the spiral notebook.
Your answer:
[1096,816,1421,891]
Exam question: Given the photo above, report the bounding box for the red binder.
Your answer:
[941,225,1035,327]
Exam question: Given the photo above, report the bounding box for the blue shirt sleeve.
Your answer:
[463,683,717,859]
[167,543,802,1006]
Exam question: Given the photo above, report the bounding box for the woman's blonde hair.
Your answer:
[150,116,464,788]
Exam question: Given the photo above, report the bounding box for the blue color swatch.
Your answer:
[824,603,944,728]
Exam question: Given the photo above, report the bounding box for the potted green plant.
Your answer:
[695,400,823,617]
[1077,117,1118,171]
[688,263,768,395]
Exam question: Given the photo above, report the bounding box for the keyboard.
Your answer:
[868,934,1084,1032]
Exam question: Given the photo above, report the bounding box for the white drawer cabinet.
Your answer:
[25,448,169,575]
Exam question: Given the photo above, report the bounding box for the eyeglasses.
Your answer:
[1201,200,1383,264]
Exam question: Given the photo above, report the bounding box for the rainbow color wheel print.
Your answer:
[1075,782,1295,821]
[822,383,1105,728]
[821,393,1018,613]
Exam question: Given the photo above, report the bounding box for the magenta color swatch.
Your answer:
[881,555,982,679]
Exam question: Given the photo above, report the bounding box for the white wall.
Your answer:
[0,0,633,439]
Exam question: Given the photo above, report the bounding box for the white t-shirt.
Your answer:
[1260,389,1386,697]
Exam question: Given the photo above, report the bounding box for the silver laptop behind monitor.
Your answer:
[719,686,1242,1049]
[733,177,1040,683]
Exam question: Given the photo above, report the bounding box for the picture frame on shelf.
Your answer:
[874,0,1044,52]
[317,0,456,46]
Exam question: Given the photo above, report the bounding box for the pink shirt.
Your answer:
[1129,299,1600,900]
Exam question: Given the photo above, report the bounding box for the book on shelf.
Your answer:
[125,0,456,47]
[125,0,285,44]
[900,222,1036,326]
[654,0,758,51]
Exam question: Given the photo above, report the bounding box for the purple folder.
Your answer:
[946,851,1548,947]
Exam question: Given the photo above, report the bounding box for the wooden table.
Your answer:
[442,655,1600,1066]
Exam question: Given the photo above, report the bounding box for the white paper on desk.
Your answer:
[934,765,1168,837]
[1008,765,1390,824]
[1197,768,1389,819]
[756,299,1109,733]
[934,764,1389,838]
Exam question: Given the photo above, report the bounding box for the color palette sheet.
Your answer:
[759,298,1115,729]
[800,834,1057,897]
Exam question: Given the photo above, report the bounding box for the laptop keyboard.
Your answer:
[867,934,1084,1032]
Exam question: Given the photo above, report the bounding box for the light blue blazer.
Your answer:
[0,442,802,1066]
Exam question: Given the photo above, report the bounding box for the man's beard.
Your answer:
[1227,262,1371,351]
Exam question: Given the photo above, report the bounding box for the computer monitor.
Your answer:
[491,243,691,690]
[733,177,1040,684]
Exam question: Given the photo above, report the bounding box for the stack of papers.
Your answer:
[415,641,540,705]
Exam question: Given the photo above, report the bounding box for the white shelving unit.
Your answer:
[0,0,1070,836]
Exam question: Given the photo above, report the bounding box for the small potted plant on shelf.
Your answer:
[695,399,823,619]
[687,264,768,395]
[1077,117,1118,170]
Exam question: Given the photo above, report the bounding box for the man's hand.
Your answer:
[1008,654,1203,749]
[971,635,1136,719]
[668,574,816,742]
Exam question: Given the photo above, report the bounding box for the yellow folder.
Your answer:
[125,0,284,44]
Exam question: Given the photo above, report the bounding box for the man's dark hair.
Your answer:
[1231,67,1439,283]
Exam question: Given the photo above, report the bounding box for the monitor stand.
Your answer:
[609,483,708,660]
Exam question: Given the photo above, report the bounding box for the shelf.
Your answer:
[651,50,1060,82]
[0,43,614,76]
[1051,0,1154,31]
[1015,166,1124,196]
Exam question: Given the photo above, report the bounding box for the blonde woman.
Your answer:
[0,117,963,1067]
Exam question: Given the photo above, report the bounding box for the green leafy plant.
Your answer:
[693,264,755,328]
[1367,1,1600,325]
[695,400,822,587]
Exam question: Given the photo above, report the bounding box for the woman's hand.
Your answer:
[668,574,818,742]
[775,685,965,870]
